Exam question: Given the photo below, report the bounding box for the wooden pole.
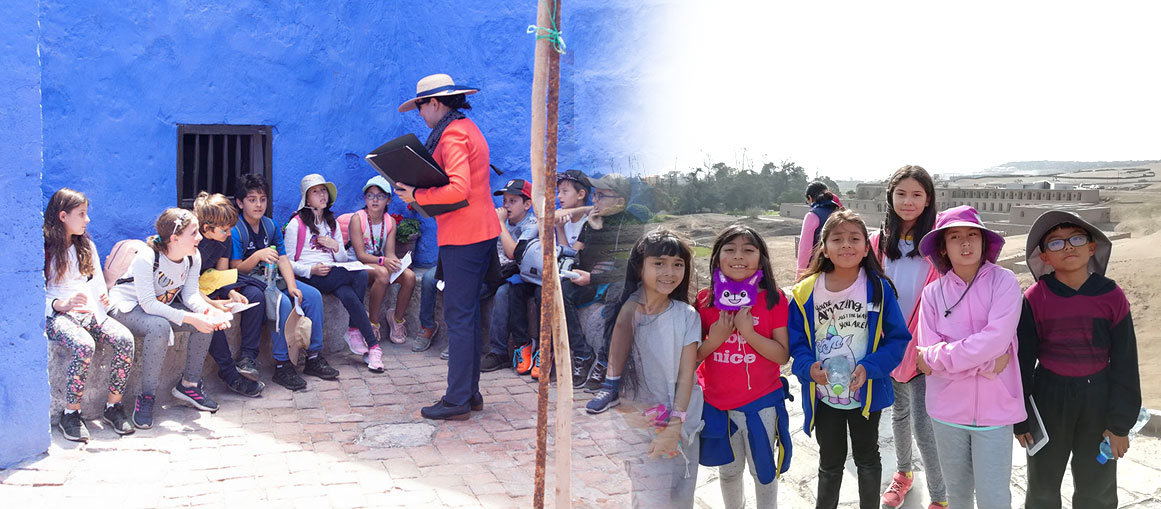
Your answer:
[543,1,573,508]
[530,0,553,507]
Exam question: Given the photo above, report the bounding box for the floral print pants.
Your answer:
[46,312,134,405]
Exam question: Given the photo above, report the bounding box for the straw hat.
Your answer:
[298,173,337,211]
[398,74,479,112]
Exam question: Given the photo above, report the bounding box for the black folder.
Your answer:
[364,133,468,218]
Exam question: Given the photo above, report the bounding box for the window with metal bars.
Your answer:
[176,124,272,214]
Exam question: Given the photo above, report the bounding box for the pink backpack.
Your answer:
[103,239,149,289]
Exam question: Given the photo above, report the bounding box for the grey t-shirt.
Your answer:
[499,210,538,266]
[626,289,703,408]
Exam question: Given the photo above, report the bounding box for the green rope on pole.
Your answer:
[527,0,566,54]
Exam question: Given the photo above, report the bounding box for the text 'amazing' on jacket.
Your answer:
[787,271,909,435]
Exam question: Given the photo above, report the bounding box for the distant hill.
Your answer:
[983,160,1161,175]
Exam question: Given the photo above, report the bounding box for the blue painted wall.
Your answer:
[0,0,50,468]
[38,0,656,266]
[3,0,656,465]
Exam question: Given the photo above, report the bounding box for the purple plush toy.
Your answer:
[713,268,762,311]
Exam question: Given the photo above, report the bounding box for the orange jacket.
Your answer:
[414,118,502,246]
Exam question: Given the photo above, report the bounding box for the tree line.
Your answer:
[647,161,841,215]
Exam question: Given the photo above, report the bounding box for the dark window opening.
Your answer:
[177,124,272,214]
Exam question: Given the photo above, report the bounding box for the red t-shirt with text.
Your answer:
[695,288,789,410]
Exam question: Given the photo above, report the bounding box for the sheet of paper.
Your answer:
[226,301,261,313]
[390,251,413,284]
[327,261,371,271]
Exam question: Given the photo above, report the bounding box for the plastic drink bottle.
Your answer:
[1097,407,1151,464]
[824,356,853,394]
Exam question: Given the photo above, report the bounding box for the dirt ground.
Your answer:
[655,196,1161,408]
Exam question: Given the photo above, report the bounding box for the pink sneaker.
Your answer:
[345,327,368,355]
[389,317,408,344]
[881,471,913,508]
[928,503,949,509]
[366,345,384,373]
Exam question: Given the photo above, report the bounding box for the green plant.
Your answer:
[396,218,421,242]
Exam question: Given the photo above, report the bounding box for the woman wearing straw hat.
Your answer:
[395,73,501,420]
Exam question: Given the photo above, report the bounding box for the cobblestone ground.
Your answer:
[3,345,1160,508]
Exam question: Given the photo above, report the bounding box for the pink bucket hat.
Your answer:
[918,205,1005,274]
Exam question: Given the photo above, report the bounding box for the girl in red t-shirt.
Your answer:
[695,225,792,508]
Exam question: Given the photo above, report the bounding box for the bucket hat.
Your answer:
[1025,210,1111,281]
[398,74,479,113]
[298,173,337,211]
[918,205,1005,274]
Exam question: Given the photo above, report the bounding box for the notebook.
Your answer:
[364,133,469,218]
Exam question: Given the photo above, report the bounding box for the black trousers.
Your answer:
[813,403,882,509]
[1025,367,1118,509]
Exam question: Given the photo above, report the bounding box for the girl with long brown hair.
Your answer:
[44,188,136,441]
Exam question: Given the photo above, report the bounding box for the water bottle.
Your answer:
[1097,407,1151,464]
[262,261,277,283]
[823,356,853,395]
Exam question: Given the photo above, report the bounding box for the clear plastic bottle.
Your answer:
[823,356,853,395]
[1097,407,1151,464]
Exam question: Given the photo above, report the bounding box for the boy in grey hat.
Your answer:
[1015,210,1140,509]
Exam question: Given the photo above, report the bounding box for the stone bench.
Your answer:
[48,271,610,420]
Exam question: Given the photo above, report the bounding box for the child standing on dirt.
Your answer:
[44,188,136,441]
[915,205,1024,509]
[1015,210,1141,509]
[695,225,792,509]
[871,166,947,509]
[788,210,909,509]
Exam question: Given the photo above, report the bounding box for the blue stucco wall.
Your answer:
[0,0,51,468]
[38,0,656,266]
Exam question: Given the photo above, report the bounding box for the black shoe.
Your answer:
[470,392,484,412]
[172,380,220,412]
[584,360,607,393]
[102,403,135,435]
[480,351,511,372]
[572,354,595,390]
[132,394,155,429]
[303,355,339,380]
[235,356,259,382]
[226,376,265,398]
[272,363,308,391]
[420,398,471,421]
[59,411,89,443]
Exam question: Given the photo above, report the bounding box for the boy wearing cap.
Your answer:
[555,169,593,250]
[1015,211,1141,509]
[480,179,540,373]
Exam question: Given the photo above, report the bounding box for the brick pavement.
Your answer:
[4,343,1161,507]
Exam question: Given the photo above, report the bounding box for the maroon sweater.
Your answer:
[1016,273,1141,435]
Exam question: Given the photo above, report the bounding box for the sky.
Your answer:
[639,1,1161,180]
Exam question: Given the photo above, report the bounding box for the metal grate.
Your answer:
[176,124,272,212]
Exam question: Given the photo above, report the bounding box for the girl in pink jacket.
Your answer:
[916,205,1025,509]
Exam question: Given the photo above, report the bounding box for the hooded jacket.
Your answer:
[918,261,1027,427]
[1015,272,1140,436]
[788,270,909,435]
